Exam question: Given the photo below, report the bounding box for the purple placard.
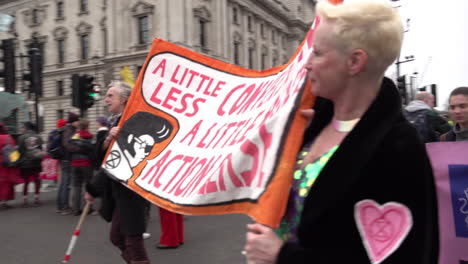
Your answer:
[427,142,468,264]
[448,165,468,238]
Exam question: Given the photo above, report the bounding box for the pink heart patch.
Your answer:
[354,200,413,264]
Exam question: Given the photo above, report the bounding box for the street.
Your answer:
[0,183,251,264]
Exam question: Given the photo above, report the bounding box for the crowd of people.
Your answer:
[1,1,468,263]
[0,82,185,264]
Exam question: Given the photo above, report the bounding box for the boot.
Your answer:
[130,261,150,264]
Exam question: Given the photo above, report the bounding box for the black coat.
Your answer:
[277,78,439,263]
[86,118,149,236]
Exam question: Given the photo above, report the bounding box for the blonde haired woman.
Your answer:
[244,1,439,263]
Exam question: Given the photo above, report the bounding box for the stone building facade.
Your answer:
[0,0,315,135]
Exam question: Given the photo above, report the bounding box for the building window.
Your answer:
[57,39,65,64]
[131,2,154,48]
[80,0,88,13]
[272,51,278,66]
[102,28,108,55]
[32,9,39,24]
[57,80,64,96]
[199,19,207,49]
[234,42,240,65]
[194,6,211,52]
[247,16,252,32]
[54,27,68,65]
[261,53,267,70]
[261,46,268,70]
[57,1,64,18]
[248,48,254,69]
[260,23,265,38]
[232,7,238,24]
[272,29,276,43]
[138,16,149,44]
[80,34,89,60]
[57,109,64,120]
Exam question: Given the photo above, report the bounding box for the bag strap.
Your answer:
[447,130,456,141]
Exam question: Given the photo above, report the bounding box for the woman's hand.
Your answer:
[301,109,315,128]
[84,192,95,204]
[244,223,283,264]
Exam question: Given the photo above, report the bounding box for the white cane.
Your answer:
[61,202,91,263]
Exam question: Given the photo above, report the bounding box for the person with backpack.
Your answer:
[0,123,20,210]
[47,119,66,188]
[17,121,45,207]
[404,91,451,143]
[440,87,468,141]
[47,119,66,159]
[69,119,95,216]
[56,112,80,215]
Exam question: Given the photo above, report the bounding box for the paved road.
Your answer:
[1,183,251,264]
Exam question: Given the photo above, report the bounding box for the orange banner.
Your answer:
[101,18,321,227]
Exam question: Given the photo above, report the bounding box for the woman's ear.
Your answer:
[347,49,368,76]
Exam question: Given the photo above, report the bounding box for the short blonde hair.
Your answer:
[316,0,403,74]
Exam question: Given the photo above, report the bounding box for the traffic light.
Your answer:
[23,39,43,96]
[29,44,43,96]
[71,74,80,108]
[0,39,16,93]
[80,74,95,110]
[71,74,95,111]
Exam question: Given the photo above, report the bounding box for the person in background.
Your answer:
[47,119,66,189]
[244,1,439,263]
[57,112,80,215]
[404,91,451,142]
[69,119,94,216]
[156,207,184,249]
[440,86,468,141]
[94,116,110,169]
[85,81,151,264]
[17,121,45,207]
[0,123,20,210]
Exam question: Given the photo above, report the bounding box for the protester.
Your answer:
[17,121,45,207]
[56,112,80,215]
[244,1,439,263]
[440,87,468,141]
[404,91,451,142]
[157,207,184,249]
[85,81,152,264]
[69,119,94,216]
[0,123,20,210]
[47,119,66,188]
